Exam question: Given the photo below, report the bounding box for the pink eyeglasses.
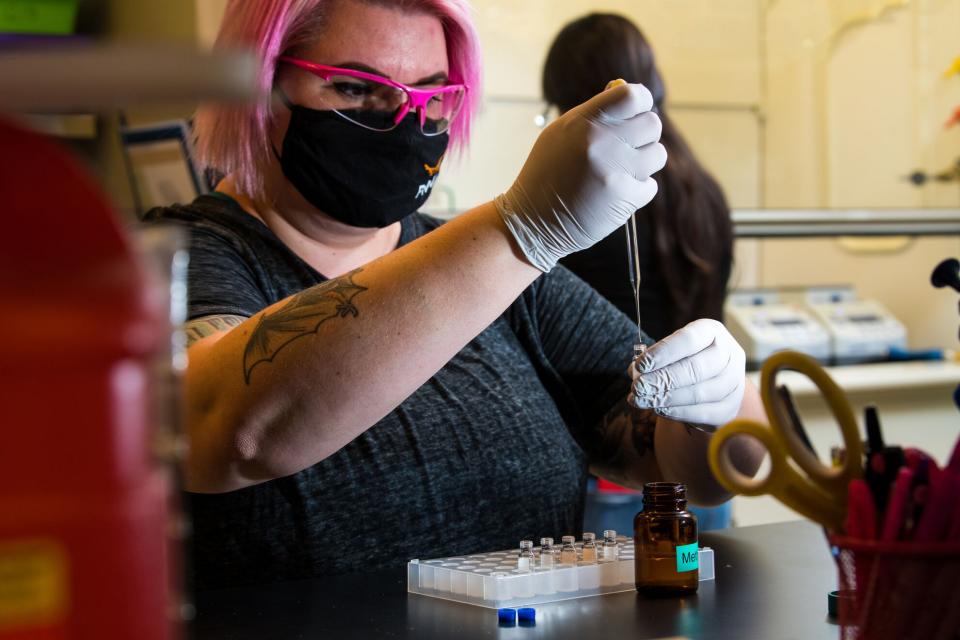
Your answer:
[279,56,468,136]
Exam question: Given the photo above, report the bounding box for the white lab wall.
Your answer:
[429,99,542,217]
[195,0,228,49]
[824,7,920,209]
[918,0,960,208]
[669,107,763,290]
[429,0,763,215]
[761,0,960,349]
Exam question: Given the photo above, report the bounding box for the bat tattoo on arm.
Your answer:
[588,397,661,489]
[242,268,368,384]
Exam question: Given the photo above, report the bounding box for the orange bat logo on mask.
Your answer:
[424,154,445,176]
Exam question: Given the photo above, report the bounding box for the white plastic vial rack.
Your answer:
[407,540,715,609]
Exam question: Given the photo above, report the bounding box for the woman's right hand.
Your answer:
[495,81,666,272]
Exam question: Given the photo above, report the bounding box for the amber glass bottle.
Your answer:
[634,482,699,595]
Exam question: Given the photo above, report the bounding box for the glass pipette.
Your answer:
[625,213,646,359]
[624,182,717,434]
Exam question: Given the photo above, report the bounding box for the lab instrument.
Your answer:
[407,539,715,609]
[804,287,906,365]
[708,350,864,531]
[725,289,830,368]
[634,482,699,595]
[120,119,208,214]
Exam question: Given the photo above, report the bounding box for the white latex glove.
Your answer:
[628,319,746,427]
[495,81,667,272]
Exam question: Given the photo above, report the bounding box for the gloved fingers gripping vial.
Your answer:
[629,318,747,431]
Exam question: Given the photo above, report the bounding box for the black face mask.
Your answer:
[276,101,449,228]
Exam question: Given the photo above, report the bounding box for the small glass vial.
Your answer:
[517,540,534,571]
[602,529,619,561]
[559,535,577,564]
[634,482,698,595]
[539,537,555,569]
[581,532,598,562]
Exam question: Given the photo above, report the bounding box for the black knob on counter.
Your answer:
[931,258,960,293]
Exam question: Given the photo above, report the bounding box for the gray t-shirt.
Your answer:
[146,194,643,589]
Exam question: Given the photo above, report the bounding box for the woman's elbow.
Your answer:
[685,477,734,508]
[690,433,766,507]
[182,409,286,493]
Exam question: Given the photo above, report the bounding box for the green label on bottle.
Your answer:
[676,542,699,573]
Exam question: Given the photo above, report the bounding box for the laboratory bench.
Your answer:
[191,520,837,640]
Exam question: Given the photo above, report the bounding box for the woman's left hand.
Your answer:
[628,319,746,427]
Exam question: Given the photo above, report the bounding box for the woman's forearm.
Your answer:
[184,202,540,493]
[654,377,766,506]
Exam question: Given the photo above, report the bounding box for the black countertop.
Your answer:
[191,520,838,640]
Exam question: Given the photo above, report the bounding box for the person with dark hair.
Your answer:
[543,12,733,342]
[544,13,737,530]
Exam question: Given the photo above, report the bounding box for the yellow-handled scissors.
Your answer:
[708,350,863,531]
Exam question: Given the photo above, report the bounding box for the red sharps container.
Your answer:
[0,119,175,639]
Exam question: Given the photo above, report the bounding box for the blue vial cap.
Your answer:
[517,607,536,624]
[498,608,516,626]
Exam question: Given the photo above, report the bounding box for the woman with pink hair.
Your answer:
[147,0,763,588]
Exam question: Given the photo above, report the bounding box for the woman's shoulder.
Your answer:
[399,211,447,245]
[143,193,267,237]
[141,194,296,285]
[142,193,289,260]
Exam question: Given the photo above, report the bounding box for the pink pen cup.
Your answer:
[830,534,960,639]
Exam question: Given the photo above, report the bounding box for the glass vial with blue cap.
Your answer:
[634,482,699,595]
